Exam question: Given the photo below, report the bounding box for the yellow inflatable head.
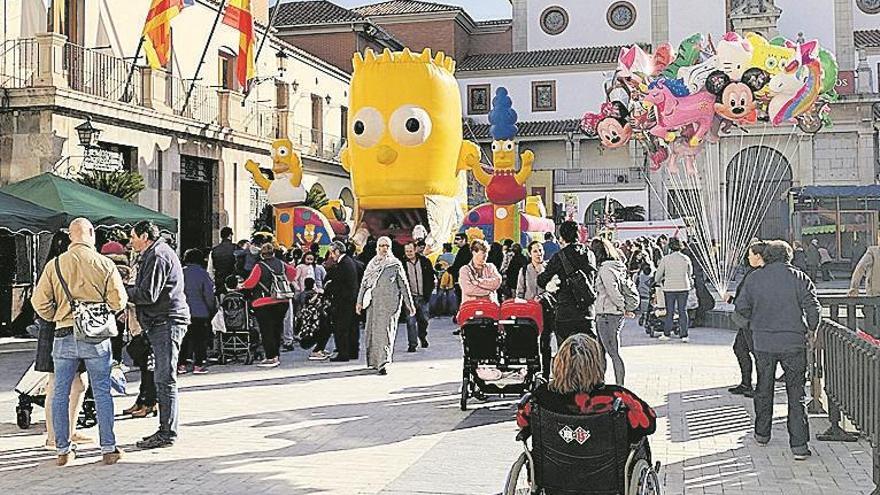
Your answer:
[271,138,300,175]
[746,32,796,76]
[491,140,516,171]
[341,48,472,210]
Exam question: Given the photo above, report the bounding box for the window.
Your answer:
[540,6,569,35]
[218,47,239,92]
[532,80,556,112]
[857,0,880,14]
[467,84,491,115]
[607,1,636,31]
[311,94,324,152]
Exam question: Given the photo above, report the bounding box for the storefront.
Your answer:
[792,185,880,265]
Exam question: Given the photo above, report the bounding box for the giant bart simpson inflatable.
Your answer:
[340,47,481,252]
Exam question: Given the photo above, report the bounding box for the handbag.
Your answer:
[54,258,118,340]
[559,249,597,312]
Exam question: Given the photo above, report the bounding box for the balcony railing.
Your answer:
[0,39,38,88]
[63,42,142,105]
[242,100,278,140]
[290,123,345,161]
[166,74,219,124]
[554,166,646,189]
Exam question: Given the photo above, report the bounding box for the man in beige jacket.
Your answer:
[31,218,127,466]
[849,236,880,297]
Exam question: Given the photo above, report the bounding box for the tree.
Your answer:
[613,205,646,222]
[75,169,145,202]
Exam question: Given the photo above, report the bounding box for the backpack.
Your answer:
[619,274,640,312]
[296,293,326,348]
[258,261,295,300]
[559,248,597,313]
[438,270,454,290]
[220,292,249,330]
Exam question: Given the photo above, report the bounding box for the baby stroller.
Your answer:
[14,363,48,429]
[643,284,698,337]
[216,290,261,364]
[457,299,542,410]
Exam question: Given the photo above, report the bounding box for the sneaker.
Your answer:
[658,335,670,341]
[309,351,330,361]
[407,345,417,353]
[256,358,280,368]
[793,448,812,461]
[681,337,690,343]
[57,449,76,466]
[137,432,174,450]
[192,366,209,375]
[102,448,124,465]
[177,365,188,374]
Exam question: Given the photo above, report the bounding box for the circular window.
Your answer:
[607,1,636,31]
[540,6,569,35]
[857,0,880,14]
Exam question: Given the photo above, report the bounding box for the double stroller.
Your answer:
[457,299,543,410]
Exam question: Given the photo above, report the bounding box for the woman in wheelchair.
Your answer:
[508,334,660,495]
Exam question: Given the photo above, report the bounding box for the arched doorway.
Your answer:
[726,146,793,240]
[584,197,623,236]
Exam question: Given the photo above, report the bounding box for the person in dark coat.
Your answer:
[210,227,236,293]
[538,221,597,340]
[325,241,360,361]
[404,241,436,352]
[180,249,215,374]
[504,243,528,299]
[727,241,768,398]
[735,240,820,460]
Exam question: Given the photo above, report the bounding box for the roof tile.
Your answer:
[465,119,582,139]
[458,46,628,72]
[352,0,460,16]
[273,0,365,27]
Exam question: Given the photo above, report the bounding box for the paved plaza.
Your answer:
[0,318,874,495]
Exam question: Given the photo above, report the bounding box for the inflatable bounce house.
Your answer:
[340,48,481,252]
[460,88,554,245]
[245,138,342,252]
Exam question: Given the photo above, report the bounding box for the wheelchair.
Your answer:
[504,398,662,495]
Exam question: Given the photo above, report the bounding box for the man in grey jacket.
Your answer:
[735,240,820,460]
[654,238,693,341]
[128,221,190,449]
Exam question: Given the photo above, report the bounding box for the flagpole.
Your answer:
[243,0,282,100]
[121,36,145,103]
[182,0,228,114]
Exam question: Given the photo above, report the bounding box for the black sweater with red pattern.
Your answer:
[517,383,657,445]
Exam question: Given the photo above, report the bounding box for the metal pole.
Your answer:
[182,0,227,114]
[243,0,282,100]
[121,36,144,103]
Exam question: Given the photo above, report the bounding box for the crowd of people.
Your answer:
[29,211,878,469]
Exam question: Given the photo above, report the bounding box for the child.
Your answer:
[635,262,654,326]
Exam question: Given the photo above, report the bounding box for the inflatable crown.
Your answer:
[352,48,456,74]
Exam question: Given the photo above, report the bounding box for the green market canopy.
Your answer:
[0,190,68,234]
[0,173,177,232]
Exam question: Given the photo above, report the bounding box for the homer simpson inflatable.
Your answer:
[340,48,481,252]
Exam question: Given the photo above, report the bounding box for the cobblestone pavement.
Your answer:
[0,318,874,494]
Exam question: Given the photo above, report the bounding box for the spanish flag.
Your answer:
[142,0,192,69]
[222,0,256,87]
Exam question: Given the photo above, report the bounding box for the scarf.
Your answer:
[361,254,402,292]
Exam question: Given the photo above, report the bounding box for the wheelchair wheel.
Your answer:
[628,459,662,495]
[504,452,535,495]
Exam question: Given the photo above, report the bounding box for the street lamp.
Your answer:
[75,117,101,149]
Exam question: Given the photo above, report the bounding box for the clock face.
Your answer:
[607,1,636,30]
[540,7,569,35]
[857,0,880,14]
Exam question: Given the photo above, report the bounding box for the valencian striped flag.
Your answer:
[142,0,194,69]
[222,0,256,87]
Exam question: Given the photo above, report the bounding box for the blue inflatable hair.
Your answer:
[489,87,518,141]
